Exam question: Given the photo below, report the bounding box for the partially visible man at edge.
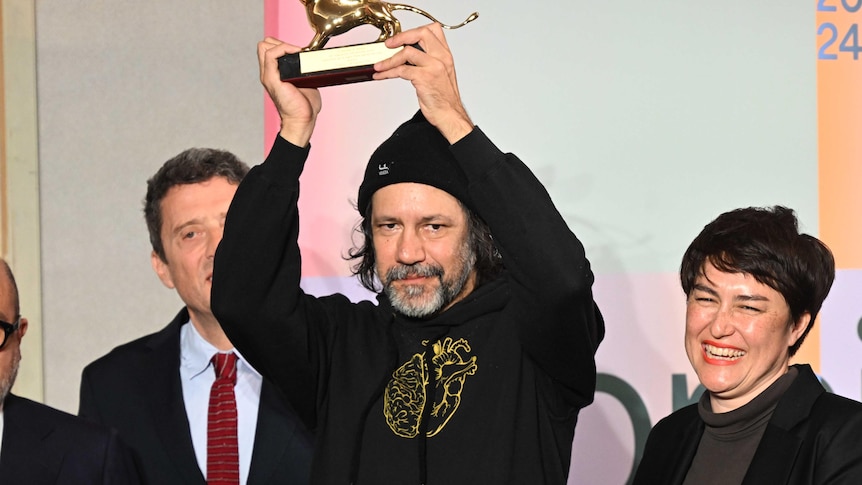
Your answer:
[79,148,313,484]
[211,24,604,484]
[0,259,140,483]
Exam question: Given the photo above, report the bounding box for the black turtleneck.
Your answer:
[682,366,798,485]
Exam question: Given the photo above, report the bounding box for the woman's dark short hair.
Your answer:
[144,148,249,261]
[347,200,503,293]
[680,206,835,356]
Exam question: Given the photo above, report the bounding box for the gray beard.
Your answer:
[0,345,21,408]
[382,241,476,319]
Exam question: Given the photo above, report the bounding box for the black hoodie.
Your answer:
[212,126,604,484]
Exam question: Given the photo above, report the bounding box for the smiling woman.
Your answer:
[685,263,808,414]
[634,206,862,485]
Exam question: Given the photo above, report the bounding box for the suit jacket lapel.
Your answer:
[247,381,309,484]
[742,364,822,485]
[144,309,206,484]
[742,426,801,484]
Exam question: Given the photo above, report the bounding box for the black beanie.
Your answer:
[357,111,470,215]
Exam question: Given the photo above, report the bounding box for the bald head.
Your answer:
[0,259,19,320]
[0,259,21,318]
[0,259,23,408]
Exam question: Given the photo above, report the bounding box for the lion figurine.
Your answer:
[300,0,478,51]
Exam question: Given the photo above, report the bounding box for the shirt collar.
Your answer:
[179,319,261,380]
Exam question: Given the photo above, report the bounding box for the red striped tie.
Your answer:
[207,352,239,484]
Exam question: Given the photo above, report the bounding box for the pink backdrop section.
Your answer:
[264,1,423,279]
[299,276,374,302]
[568,271,689,484]
[589,272,690,419]
[264,0,384,279]
[263,0,306,144]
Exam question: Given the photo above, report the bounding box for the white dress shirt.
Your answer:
[180,321,262,484]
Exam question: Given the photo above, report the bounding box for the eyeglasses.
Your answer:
[0,318,21,350]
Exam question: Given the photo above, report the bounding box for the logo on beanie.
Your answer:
[378,163,390,176]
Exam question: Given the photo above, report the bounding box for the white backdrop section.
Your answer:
[35,2,816,483]
[434,0,818,274]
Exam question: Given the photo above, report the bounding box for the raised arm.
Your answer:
[457,130,603,402]
[211,39,326,426]
[373,23,473,143]
[258,38,321,147]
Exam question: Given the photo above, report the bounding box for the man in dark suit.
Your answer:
[79,148,313,484]
[0,259,140,483]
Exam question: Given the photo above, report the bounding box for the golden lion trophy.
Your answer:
[279,0,478,88]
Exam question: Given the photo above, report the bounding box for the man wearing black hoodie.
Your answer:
[212,24,604,484]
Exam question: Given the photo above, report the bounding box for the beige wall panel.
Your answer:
[36,1,263,413]
[3,0,43,402]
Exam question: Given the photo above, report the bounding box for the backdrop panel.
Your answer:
[265,2,825,484]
